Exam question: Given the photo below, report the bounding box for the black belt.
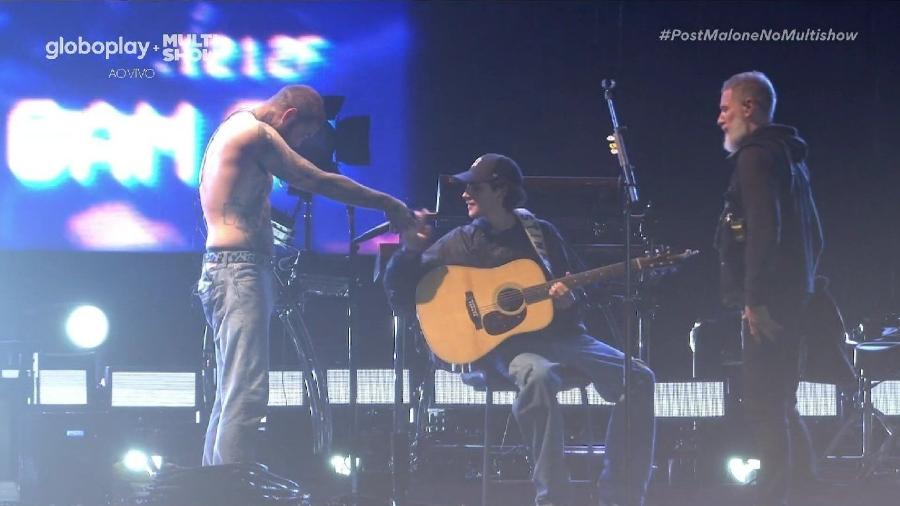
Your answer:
[203,250,271,264]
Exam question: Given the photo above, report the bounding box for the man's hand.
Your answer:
[399,209,434,252]
[743,304,784,343]
[549,273,576,310]
[384,197,416,233]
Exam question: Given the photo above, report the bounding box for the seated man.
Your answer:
[384,153,655,506]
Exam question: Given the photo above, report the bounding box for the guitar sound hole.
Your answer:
[497,288,524,312]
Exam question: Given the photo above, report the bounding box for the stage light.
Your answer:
[797,382,838,417]
[65,305,108,349]
[726,457,760,485]
[356,369,410,404]
[281,95,369,177]
[329,454,359,477]
[37,369,87,405]
[122,449,151,474]
[326,369,410,404]
[433,370,486,405]
[121,450,162,475]
[873,381,900,416]
[109,370,196,408]
[654,381,725,418]
[32,352,96,407]
[269,371,304,407]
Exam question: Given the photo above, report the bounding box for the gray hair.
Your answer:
[722,71,777,121]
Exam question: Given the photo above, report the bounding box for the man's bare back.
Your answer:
[200,110,274,253]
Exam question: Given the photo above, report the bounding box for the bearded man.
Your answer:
[715,71,824,506]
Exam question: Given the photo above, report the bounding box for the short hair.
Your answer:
[271,85,325,124]
[489,179,527,210]
[722,71,777,121]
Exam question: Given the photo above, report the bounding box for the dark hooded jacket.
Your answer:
[715,124,824,312]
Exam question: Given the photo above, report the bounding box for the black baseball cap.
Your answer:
[451,153,524,185]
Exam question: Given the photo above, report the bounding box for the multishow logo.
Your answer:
[161,33,215,62]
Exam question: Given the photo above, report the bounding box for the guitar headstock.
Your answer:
[641,248,700,269]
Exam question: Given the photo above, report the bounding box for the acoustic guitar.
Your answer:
[415,249,698,364]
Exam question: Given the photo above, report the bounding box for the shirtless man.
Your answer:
[197,85,412,465]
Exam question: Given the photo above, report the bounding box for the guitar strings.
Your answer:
[475,287,545,312]
[472,271,603,312]
[476,271,596,311]
[470,257,677,313]
[474,275,589,312]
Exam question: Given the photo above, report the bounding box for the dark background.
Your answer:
[405,0,900,377]
[1,1,898,380]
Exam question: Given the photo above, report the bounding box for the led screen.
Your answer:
[0,1,409,252]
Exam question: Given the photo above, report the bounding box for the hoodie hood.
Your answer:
[732,123,808,162]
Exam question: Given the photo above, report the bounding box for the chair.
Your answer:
[458,366,600,506]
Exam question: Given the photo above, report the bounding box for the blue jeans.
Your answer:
[197,252,275,465]
[488,333,656,506]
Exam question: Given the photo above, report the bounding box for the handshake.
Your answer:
[365,197,434,252]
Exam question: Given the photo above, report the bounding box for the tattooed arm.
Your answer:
[255,122,414,231]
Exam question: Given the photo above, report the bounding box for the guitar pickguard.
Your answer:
[482,309,527,336]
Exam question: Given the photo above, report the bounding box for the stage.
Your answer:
[1,1,899,505]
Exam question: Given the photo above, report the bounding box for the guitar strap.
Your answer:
[514,208,554,277]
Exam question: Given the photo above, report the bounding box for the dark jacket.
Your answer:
[384,216,589,341]
[715,124,824,311]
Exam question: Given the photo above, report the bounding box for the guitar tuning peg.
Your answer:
[607,134,618,155]
[652,245,670,257]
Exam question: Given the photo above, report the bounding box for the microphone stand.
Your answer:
[351,224,409,506]
[346,205,361,503]
[389,313,409,506]
[602,79,640,506]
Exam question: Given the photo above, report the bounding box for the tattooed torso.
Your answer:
[199,110,274,253]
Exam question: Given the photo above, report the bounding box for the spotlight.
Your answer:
[65,305,108,349]
[330,454,350,476]
[121,449,163,475]
[727,456,760,485]
[123,449,151,474]
[329,454,359,477]
[287,95,370,184]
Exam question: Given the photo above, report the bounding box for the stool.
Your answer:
[459,367,598,506]
[823,341,900,479]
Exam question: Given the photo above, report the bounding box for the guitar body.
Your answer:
[415,259,554,364]
[414,248,697,365]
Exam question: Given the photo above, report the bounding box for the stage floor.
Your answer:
[300,471,900,506]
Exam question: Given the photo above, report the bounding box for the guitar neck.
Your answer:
[523,258,643,303]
